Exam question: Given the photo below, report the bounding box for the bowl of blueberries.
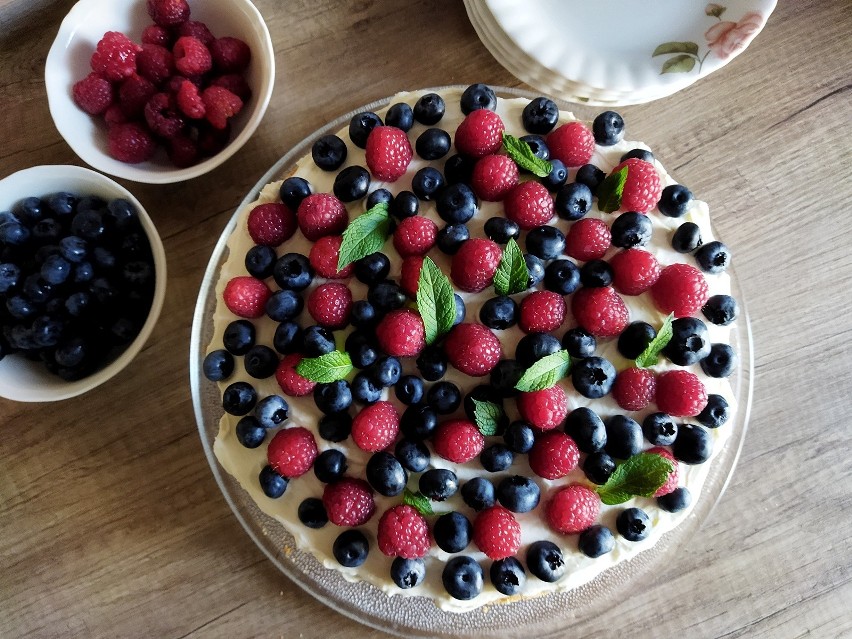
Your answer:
[0,165,166,401]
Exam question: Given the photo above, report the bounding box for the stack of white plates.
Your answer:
[465,0,776,106]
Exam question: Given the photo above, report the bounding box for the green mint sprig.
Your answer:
[514,350,572,392]
[597,165,629,213]
[416,256,456,345]
[493,238,529,296]
[295,350,353,383]
[634,313,675,368]
[472,399,504,436]
[337,202,391,270]
[402,487,434,516]
[502,133,553,178]
[596,453,674,505]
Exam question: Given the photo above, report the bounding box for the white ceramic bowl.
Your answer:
[45,0,275,184]
[0,165,167,402]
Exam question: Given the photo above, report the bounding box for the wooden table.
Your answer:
[2,0,851,637]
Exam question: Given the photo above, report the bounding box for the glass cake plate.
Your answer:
[189,86,754,637]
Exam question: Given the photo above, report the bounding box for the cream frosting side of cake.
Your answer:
[209,89,736,613]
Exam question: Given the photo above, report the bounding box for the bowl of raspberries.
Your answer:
[45,0,275,183]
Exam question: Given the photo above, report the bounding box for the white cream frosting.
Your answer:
[209,89,736,613]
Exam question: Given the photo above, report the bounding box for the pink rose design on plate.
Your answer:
[705,11,765,60]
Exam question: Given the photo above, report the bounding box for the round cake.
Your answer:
[204,85,739,613]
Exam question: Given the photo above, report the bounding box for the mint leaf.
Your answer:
[502,133,553,178]
[514,350,572,392]
[635,313,675,368]
[597,165,629,213]
[493,238,529,296]
[337,202,391,270]
[472,399,504,436]
[596,453,674,505]
[402,487,434,516]
[416,257,455,345]
[295,351,353,383]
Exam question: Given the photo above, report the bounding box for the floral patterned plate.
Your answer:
[466,0,776,105]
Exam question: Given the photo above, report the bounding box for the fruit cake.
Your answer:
[203,84,740,612]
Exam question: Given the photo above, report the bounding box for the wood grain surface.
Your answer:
[1,0,851,637]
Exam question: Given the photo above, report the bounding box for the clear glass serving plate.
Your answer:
[189,86,753,637]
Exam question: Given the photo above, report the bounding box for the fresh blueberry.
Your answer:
[605,415,643,459]
[542,159,568,191]
[572,356,616,399]
[702,294,739,326]
[454,293,466,325]
[258,465,288,498]
[354,252,391,285]
[313,380,352,414]
[525,254,545,288]
[617,508,651,541]
[620,148,654,163]
[427,381,461,414]
[390,191,420,219]
[611,212,652,249]
[526,540,565,582]
[273,321,302,354]
[105,198,137,230]
[434,511,473,553]
[696,394,730,428]
[443,154,476,185]
[33,218,62,243]
[490,359,524,397]
[350,300,378,329]
[395,438,430,472]
[0,221,30,246]
[21,274,52,304]
[414,92,445,124]
[401,403,438,440]
[575,164,606,195]
[618,321,656,360]
[244,345,279,379]
[497,475,540,513]
[695,241,731,274]
[461,477,495,511]
[333,529,369,567]
[583,452,616,484]
[643,412,679,446]
[203,349,234,381]
[235,415,266,448]
[480,444,513,472]
[520,134,550,161]
[663,317,710,366]
[436,183,477,224]
[265,290,302,322]
[62,290,89,317]
[395,375,424,405]
[46,192,76,217]
[503,421,535,454]
[351,371,382,404]
[333,165,371,202]
[672,222,702,253]
[658,184,693,217]
[673,423,713,464]
[417,345,448,381]
[515,332,561,367]
[273,253,313,291]
[419,468,458,501]
[522,97,559,134]
[57,236,87,264]
[578,525,616,557]
[461,83,497,113]
[368,280,406,313]
[71,210,104,241]
[701,343,737,378]
[367,190,393,213]
[543,259,581,295]
[349,111,383,148]
[391,557,426,589]
[490,557,526,595]
[658,487,692,513]
[245,245,276,279]
[319,412,352,442]
[479,296,518,330]
[580,259,613,287]
[526,225,565,260]
[437,223,470,255]
[416,128,452,161]
[223,320,255,355]
[386,102,414,131]
[278,178,311,209]
[222,381,257,415]
[366,451,407,496]
[254,394,289,428]
[555,182,593,221]
[562,327,596,359]
[565,407,606,453]
[54,338,87,368]
[301,325,336,356]
[412,167,445,200]
[442,556,483,600]
[298,497,328,528]
[311,134,348,171]
[31,315,63,348]
[373,356,402,387]
[345,331,379,369]
[483,217,520,244]
[592,111,625,146]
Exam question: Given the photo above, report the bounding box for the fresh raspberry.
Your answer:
[470,154,519,201]
[546,121,595,167]
[177,21,215,48]
[612,367,657,411]
[450,238,502,292]
[141,24,172,47]
[519,290,566,333]
[197,122,231,156]
[104,104,128,127]
[210,36,252,73]
[136,44,174,85]
[351,401,400,452]
[201,85,243,130]
[72,72,114,115]
[167,133,199,168]
[323,478,376,527]
[454,109,505,158]
[473,506,521,560]
[307,282,352,329]
[517,385,568,431]
[655,370,708,417]
[222,275,271,318]
[118,73,157,118]
[545,484,600,534]
[529,431,579,480]
[433,419,485,463]
[90,32,141,82]
[275,354,316,397]
[444,323,502,376]
[107,122,156,163]
[308,235,353,278]
[400,256,423,297]
[651,263,710,318]
[166,73,199,94]
[173,36,213,77]
[610,248,661,295]
[376,309,426,358]
[146,0,190,27]
[647,446,680,496]
[377,505,431,559]
[144,92,185,139]
[175,79,206,119]
[565,218,611,261]
[611,159,662,213]
[297,193,349,241]
[247,202,297,247]
[210,74,252,102]
[365,126,413,182]
[266,426,318,478]
[393,215,437,257]
[571,286,630,338]
[504,181,555,230]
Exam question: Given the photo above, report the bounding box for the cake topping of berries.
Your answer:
[566,218,611,262]
[309,235,353,278]
[529,431,580,479]
[351,401,400,452]
[519,290,566,333]
[297,193,349,241]
[454,109,505,158]
[504,181,555,230]
[473,506,521,560]
[546,121,595,167]
[393,215,438,257]
[444,323,503,377]
[612,367,657,411]
[266,426,318,478]
[655,370,709,417]
[451,238,502,293]
[545,484,600,534]
[376,309,426,358]
[433,419,486,463]
[470,154,519,201]
[610,159,662,213]
[247,202,297,247]
[323,478,376,527]
[377,505,431,559]
[651,263,710,318]
[571,286,630,338]
[275,354,317,397]
[222,275,271,318]
[610,248,661,296]
[307,282,352,329]
[365,126,413,182]
[516,385,569,431]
